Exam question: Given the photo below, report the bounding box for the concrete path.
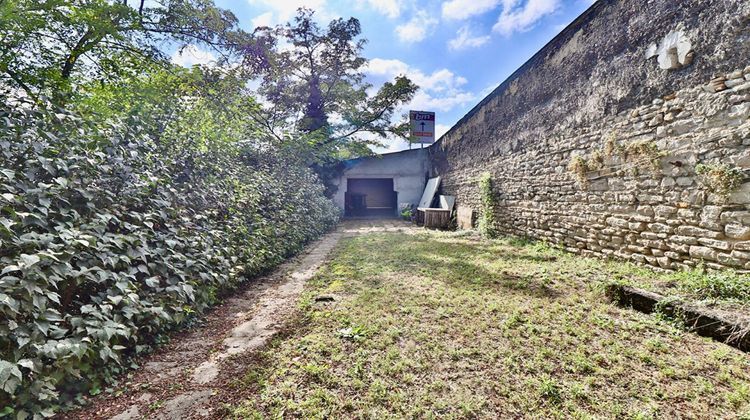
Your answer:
[66,220,414,420]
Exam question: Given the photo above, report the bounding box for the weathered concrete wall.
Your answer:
[333,148,430,216]
[430,0,750,271]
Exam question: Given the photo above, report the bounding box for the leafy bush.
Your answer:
[0,103,338,416]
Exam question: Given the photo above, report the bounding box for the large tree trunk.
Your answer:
[299,76,327,132]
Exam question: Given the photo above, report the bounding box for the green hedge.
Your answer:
[0,106,339,417]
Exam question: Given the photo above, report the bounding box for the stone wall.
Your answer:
[429,0,750,271]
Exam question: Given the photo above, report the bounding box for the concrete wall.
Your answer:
[332,148,430,216]
[428,0,750,271]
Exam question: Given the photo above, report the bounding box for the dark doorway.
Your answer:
[345,178,397,217]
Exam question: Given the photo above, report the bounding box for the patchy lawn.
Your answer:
[227,231,750,419]
[618,266,750,312]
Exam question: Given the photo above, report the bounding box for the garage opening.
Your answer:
[345,178,397,218]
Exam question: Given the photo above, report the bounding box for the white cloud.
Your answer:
[442,0,560,35]
[435,123,451,139]
[246,0,330,25]
[140,0,164,9]
[493,0,560,36]
[365,58,475,113]
[409,90,476,112]
[365,58,409,75]
[552,22,569,33]
[448,26,491,50]
[366,59,468,92]
[251,11,274,28]
[365,59,476,153]
[360,0,401,18]
[395,11,439,43]
[171,45,217,67]
[372,121,454,154]
[442,0,501,20]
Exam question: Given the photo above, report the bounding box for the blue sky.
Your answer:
[172,0,597,152]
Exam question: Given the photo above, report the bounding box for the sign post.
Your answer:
[409,111,435,148]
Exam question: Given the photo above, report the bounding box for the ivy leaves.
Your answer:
[0,360,22,394]
[0,101,339,417]
[478,173,499,239]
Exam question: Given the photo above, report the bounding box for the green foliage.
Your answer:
[253,8,418,155]
[669,268,750,302]
[603,132,620,158]
[0,2,418,416]
[399,206,413,221]
[695,163,745,199]
[0,0,255,101]
[568,136,666,189]
[0,98,338,415]
[537,376,563,404]
[478,173,498,239]
[567,155,590,188]
[622,140,664,175]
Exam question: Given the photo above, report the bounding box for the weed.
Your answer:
[242,368,268,390]
[337,324,369,341]
[569,136,666,191]
[368,379,389,404]
[504,311,525,329]
[623,140,665,173]
[228,231,750,418]
[589,149,605,170]
[645,338,667,353]
[603,132,621,158]
[478,172,498,238]
[726,382,750,408]
[302,362,330,383]
[670,267,750,302]
[568,382,589,401]
[504,236,534,247]
[568,155,590,187]
[695,163,745,198]
[538,376,563,404]
[568,353,596,374]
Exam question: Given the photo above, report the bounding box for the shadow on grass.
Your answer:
[351,234,563,300]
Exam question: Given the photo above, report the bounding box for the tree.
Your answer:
[251,8,418,156]
[0,65,340,416]
[0,0,261,103]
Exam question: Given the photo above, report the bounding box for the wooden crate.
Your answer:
[422,209,451,229]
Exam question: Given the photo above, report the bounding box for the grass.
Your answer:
[228,231,750,418]
[606,260,750,313]
[662,268,750,304]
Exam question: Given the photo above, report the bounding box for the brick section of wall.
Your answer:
[429,0,750,271]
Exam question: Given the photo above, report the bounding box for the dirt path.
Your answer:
[63,220,413,420]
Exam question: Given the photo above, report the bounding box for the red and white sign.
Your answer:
[409,110,435,144]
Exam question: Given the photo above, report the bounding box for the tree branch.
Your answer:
[3,68,41,104]
[328,94,402,143]
[61,29,105,80]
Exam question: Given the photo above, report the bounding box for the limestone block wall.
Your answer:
[429,0,750,271]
